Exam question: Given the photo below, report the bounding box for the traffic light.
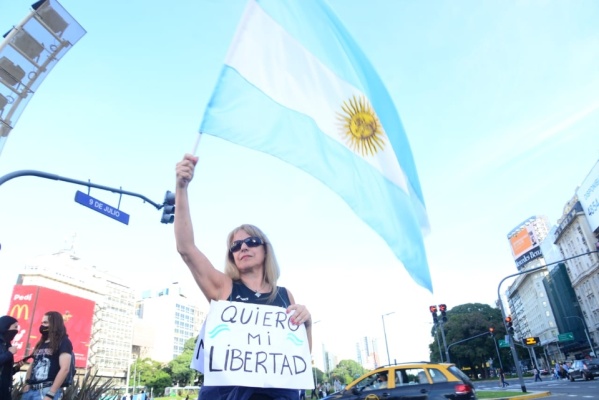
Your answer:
[429,305,438,324]
[160,190,175,224]
[489,327,495,337]
[439,304,447,322]
[505,316,514,335]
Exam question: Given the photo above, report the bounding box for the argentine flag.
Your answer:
[200,0,432,292]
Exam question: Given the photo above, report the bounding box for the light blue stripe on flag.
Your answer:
[258,0,427,227]
[200,0,432,292]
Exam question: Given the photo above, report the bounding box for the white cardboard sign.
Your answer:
[191,300,313,389]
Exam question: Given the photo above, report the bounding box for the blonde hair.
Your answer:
[225,224,281,303]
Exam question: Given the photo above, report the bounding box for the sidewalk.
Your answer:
[482,390,551,400]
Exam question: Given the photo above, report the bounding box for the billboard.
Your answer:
[508,218,543,269]
[509,228,537,259]
[7,285,95,368]
[576,160,599,233]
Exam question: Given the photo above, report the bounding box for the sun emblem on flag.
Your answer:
[338,95,386,156]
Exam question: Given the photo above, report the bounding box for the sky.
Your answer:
[1,0,599,370]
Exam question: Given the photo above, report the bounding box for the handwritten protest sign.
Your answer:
[191,300,313,389]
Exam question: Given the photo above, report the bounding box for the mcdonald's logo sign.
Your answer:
[10,304,29,320]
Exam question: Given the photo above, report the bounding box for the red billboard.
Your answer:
[7,285,95,368]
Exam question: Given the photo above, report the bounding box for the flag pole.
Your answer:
[192,132,202,155]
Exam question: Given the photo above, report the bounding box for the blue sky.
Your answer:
[1,0,598,367]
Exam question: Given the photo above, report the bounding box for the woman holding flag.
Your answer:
[174,153,312,400]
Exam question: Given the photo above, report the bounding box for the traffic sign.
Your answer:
[75,190,130,225]
[498,339,510,348]
[558,332,574,342]
[523,336,540,346]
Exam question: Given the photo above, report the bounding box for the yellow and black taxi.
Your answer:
[323,362,477,400]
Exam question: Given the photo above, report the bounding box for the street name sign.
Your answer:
[558,332,574,342]
[498,339,510,348]
[74,190,130,225]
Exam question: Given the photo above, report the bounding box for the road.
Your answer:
[475,377,599,399]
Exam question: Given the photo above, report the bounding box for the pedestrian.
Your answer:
[553,363,560,380]
[334,378,341,392]
[174,154,312,400]
[0,315,23,400]
[21,311,74,400]
[310,385,318,399]
[533,366,542,382]
[499,368,509,388]
[561,362,569,380]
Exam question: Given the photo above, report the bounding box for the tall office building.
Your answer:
[14,248,135,380]
[134,282,206,362]
[355,336,380,369]
[553,192,599,357]
[505,216,557,354]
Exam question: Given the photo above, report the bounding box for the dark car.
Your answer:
[323,362,476,400]
[568,359,599,381]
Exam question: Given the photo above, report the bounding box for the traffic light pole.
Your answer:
[439,321,450,363]
[430,305,450,363]
[435,327,444,362]
[447,331,492,351]
[0,169,165,209]
[497,250,599,393]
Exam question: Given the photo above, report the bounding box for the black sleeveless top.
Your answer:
[199,281,298,399]
[228,280,291,308]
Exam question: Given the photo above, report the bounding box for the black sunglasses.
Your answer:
[230,236,264,253]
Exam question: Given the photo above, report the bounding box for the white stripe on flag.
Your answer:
[225,0,409,193]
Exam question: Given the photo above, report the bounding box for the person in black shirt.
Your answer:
[174,153,312,400]
[22,312,73,400]
[0,315,22,400]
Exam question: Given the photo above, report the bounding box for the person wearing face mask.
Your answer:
[22,312,73,400]
[0,315,22,400]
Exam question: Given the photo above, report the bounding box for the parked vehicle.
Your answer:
[323,361,476,400]
[568,359,599,381]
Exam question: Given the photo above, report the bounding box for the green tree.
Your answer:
[132,358,172,396]
[146,370,172,397]
[166,337,198,386]
[330,360,367,385]
[428,303,510,377]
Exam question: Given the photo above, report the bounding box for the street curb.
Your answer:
[483,391,551,400]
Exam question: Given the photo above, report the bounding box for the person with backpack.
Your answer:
[22,311,73,400]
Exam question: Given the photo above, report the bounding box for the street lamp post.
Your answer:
[565,316,596,356]
[312,320,321,389]
[0,0,86,156]
[125,355,138,395]
[382,312,395,365]
[133,360,137,394]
